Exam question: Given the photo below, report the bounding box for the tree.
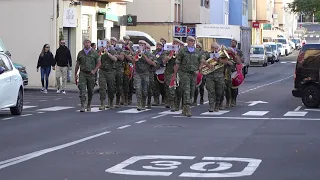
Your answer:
[286,0,320,14]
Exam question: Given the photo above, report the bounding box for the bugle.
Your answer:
[200,46,230,75]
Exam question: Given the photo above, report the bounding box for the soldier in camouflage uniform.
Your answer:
[172,36,213,117]
[152,42,167,106]
[99,39,118,110]
[110,37,124,108]
[133,40,157,111]
[202,42,226,112]
[146,43,156,108]
[193,42,206,105]
[75,38,101,112]
[230,39,244,106]
[126,40,135,105]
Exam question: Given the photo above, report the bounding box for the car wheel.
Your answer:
[285,50,288,56]
[271,58,275,64]
[302,85,320,108]
[10,89,23,115]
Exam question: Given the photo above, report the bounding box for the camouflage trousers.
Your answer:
[98,70,115,101]
[154,74,165,104]
[122,74,130,94]
[134,73,149,107]
[164,73,175,103]
[194,76,206,103]
[78,71,96,104]
[178,71,196,106]
[148,72,155,104]
[220,79,232,103]
[205,76,224,104]
[115,71,123,98]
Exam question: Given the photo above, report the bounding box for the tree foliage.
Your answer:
[287,0,320,14]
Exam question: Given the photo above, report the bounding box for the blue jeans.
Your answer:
[41,66,51,89]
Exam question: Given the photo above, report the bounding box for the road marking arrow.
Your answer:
[246,101,268,106]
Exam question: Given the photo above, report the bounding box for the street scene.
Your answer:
[1,0,320,179]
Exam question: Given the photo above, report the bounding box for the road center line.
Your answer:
[151,114,167,119]
[294,106,302,111]
[0,131,110,170]
[135,120,146,124]
[117,125,131,129]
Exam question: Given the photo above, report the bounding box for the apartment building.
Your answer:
[0,0,131,87]
[210,0,229,25]
[229,0,249,27]
[126,0,210,42]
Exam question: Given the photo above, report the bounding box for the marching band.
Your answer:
[78,35,245,116]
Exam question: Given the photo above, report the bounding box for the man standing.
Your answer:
[193,42,206,105]
[133,40,157,111]
[54,39,72,94]
[75,38,101,112]
[172,36,213,117]
[99,39,118,110]
[152,42,166,106]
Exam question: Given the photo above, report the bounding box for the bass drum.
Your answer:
[196,72,203,87]
[157,74,165,83]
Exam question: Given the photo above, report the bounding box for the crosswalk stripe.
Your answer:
[310,35,314,38]
[117,108,150,113]
[159,110,182,115]
[284,111,307,116]
[304,35,308,37]
[317,35,320,38]
[1,106,37,111]
[201,110,230,115]
[37,106,74,111]
[242,111,269,116]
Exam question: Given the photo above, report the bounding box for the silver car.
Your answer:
[250,45,268,67]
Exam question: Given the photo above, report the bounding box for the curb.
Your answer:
[24,87,100,94]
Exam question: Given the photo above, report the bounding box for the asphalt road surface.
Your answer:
[1,51,320,180]
[301,23,320,42]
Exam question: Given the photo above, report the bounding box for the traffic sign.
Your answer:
[173,26,187,37]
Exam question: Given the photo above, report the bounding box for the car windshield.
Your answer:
[274,39,287,44]
[251,47,264,54]
[292,39,301,43]
[277,44,283,48]
[0,38,7,52]
[270,45,277,51]
[265,46,272,52]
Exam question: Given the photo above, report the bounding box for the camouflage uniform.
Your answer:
[203,52,225,112]
[134,51,155,110]
[164,52,177,111]
[99,48,117,110]
[113,47,124,108]
[127,42,135,105]
[147,52,157,108]
[193,49,206,105]
[176,46,203,117]
[77,49,100,111]
[121,48,133,106]
[230,49,243,106]
[220,60,234,109]
[152,50,167,106]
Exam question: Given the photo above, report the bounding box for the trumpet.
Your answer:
[173,52,176,58]
[138,52,142,59]
[168,50,176,59]
[200,46,230,75]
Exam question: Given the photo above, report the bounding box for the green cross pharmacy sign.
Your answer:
[124,15,137,26]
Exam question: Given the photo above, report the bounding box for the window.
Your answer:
[0,54,12,72]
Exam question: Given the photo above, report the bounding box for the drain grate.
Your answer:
[154,125,183,128]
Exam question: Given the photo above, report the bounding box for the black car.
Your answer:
[292,43,320,108]
[265,45,275,64]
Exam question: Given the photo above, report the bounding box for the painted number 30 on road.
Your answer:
[105,155,262,178]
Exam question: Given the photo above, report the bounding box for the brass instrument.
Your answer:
[138,52,143,59]
[173,52,176,58]
[200,46,230,75]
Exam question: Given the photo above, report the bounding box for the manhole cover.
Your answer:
[154,125,182,128]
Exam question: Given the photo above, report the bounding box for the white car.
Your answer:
[276,43,286,56]
[0,52,24,115]
[273,38,291,56]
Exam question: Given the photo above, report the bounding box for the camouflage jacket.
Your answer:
[114,46,124,72]
[176,47,203,73]
[76,49,100,73]
[151,50,167,72]
[100,48,117,72]
[135,50,154,74]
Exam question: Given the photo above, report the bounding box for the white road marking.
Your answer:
[242,111,269,116]
[37,112,45,114]
[2,117,14,121]
[310,35,314,38]
[151,114,167,119]
[21,114,32,117]
[304,35,308,37]
[54,98,62,100]
[117,125,131,129]
[284,111,307,116]
[291,61,296,64]
[135,120,146,124]
[240,75,293,94]
[1,106,37,111]
[280,62,287,63]
[76,107,104,112]
[173,116,320,121]
[316,35,320,38]
[305,108,320,112]
[39,100,47,102]
[0,131,110,170]
[37,106,74,111]
[294,106,302,111]
[159,110,182,115]
[117,108,151,114]
[201,110,229,115]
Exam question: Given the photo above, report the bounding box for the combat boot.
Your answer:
[99,100,105,110]
[141,96,146,110]
[185,105,192,117]
[175,101,180,111]
[231,99,236,107]
[87,101,91,112]
[161,96,165,105]
[182,105,187,116]
[80,103,85,112]
[219,101,225,110]
[214,102,220,112]
[120,94,124,105]
[109,98,114,109]
[225,100,231,109]
[124,95,128,106]
[147,97,152,109]
[208,103,215,112]
[115,96,121,108]
[170,101,175,112]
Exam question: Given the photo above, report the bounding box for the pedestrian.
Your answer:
[172,36,213,117]
[133,40,157,111]
[54,40,72,94]
[75,38,101,112]
[37,44,55,94]
[193,42,206,105]
[99,39,118,110]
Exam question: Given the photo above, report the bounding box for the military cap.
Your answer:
[178,39,185,45]
[172,38,180,43]
[211,42,219,48]
[123,35,130,40]
[104,38,110,42]
[138,40,147,44]
[83,37,91,43]
[118,39,125,44]
[196,42,202,48]
[110,37,118,42]
[156,41,163,46]
[231,38,237,42]
[160,37,166,41]
[186,36,195,41]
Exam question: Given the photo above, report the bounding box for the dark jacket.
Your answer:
[37,52,55,69]
[54,46,72,67]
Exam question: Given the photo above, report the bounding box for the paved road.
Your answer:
[301,23,320,42]
[1,51,320,179]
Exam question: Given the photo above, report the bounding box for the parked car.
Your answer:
[276,43,286,56]
[264,45,276,64]
[264,42,280,62]
[250,45,268,67]
[0,52,24,115]
[292,43,320,108]
[273,38,291,56]
[292,38,302,50]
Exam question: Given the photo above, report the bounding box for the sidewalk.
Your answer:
[24,84,100,94]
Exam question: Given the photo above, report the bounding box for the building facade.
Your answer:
[229,0,249,27]
[126,0,210,42]
[210,0,229,25]
[0,0,131,87]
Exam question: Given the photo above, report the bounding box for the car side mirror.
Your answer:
[0,66,5,75]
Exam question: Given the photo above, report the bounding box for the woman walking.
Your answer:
[37,44,55,93]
